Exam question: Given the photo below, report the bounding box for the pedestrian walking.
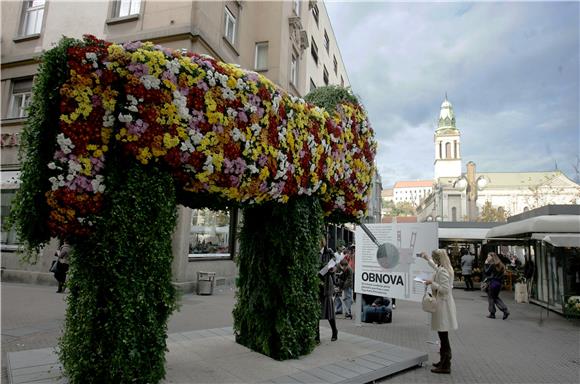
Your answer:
[53,241,70,293]
[524,253,535,299]
[484,252,510,320]
[420,249,458,374]
[460,248,475,291]
[337,258,353,319]
[317,238,338,343]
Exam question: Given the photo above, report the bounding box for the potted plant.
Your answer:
[514,269,528,303]
[564,296,580,318]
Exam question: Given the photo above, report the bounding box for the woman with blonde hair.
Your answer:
[420,249,458,374]
[484,252,510,320]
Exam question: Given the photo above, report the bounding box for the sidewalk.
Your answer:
[2,282,579,383]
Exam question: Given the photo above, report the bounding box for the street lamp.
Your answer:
[454,162,488,221]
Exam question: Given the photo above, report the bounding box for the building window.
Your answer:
[189,209,231,258]
[324,30,330,52]
[112,0,140,18]
[340,76,344,87]
[445,142,451,159]
[323,66,329,86]
[333,56,338,74]
[19,0,45,36]
[312,4,319,25]
[1,191,19,246]
[451,207,457,221]
[293,0,300,16]
[290,52,298,86]
[224,7,236,45]
[255,42,268,71]
[310,38,318,64]
[8,78,33,118]
[310,78,316,91]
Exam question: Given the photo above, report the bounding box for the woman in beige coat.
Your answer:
[420,249,458,374]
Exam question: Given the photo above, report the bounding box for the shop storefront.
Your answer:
[486,206,580,314]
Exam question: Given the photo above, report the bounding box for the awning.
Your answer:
[1,170,20,190]
[486,215,580,238]
[531,233,580,248]
[438,227,489,241]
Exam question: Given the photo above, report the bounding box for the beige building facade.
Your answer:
[1,0,353,290]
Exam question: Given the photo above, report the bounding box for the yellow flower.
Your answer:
[163,133,180,149]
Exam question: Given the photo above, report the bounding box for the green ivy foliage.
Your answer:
[304,85,359,114]
[8,37,79,260]
[233,197,323,360]
[58,161,178,383]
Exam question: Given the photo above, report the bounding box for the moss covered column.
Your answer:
[58,162,178,383]
[233,197,323,360]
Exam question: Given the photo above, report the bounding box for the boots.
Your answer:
[329,319,338,341]
[431,352,451,374]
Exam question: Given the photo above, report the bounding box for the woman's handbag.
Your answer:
[422,286,437,313]
[481,277,490,292]
[49,260,59,274]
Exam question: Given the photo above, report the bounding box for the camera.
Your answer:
[416,253,422,257]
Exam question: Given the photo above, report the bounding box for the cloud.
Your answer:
[326,1,580,186]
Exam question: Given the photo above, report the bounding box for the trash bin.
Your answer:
[197,271,216,295]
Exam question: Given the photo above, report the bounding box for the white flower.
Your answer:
[180,140,194,153]
[222,88,235,100]
[165,59,181,74]
[49,177,59,191]
[140,75,161,90]
[91,175,106,193]
[103,113,115,127]
[226,107,238,118]
[118,113,133,123]
[231,127,244,142]
[56,133,75,154]
[203,155,214,173]
[248,164,259,174]
[250,123,261,136]
[48,162,57,170]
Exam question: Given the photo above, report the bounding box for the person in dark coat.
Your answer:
[317,238,338,343]
[484,252,510,320]
[54,241,70,293]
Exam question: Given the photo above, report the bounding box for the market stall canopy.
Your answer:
[439,227,490,241]
[530,233,580,248]
[486,215,580,239]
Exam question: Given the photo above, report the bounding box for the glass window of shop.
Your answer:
[1,190,20,248]
[189,209,231,258]
[535,243,580,309]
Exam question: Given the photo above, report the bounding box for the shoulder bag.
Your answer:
[49,259,59,274]
[422,286,438,313]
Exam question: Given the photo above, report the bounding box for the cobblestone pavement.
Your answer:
[2,282,579,383]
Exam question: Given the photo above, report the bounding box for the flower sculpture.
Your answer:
[46,35,376,238]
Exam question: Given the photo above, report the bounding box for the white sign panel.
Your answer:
[354,222,438,302]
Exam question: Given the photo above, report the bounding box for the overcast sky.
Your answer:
[325,1,579,188]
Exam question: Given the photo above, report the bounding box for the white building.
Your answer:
[393,180,433,206]
[416,97,580,222]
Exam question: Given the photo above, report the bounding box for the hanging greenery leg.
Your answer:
[58,163,178,383]
[233,197,323,360]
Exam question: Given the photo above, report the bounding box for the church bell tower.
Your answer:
[434,95,462,180]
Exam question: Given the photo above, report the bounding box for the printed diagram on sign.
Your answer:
[359,223,419,298]
[354,222,438,302]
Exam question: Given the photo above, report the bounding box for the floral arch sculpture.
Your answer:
[12,35,376,382]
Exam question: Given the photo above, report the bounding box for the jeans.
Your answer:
[342,287,353,316]
[335,292,343,314]
[487,280,509,315]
